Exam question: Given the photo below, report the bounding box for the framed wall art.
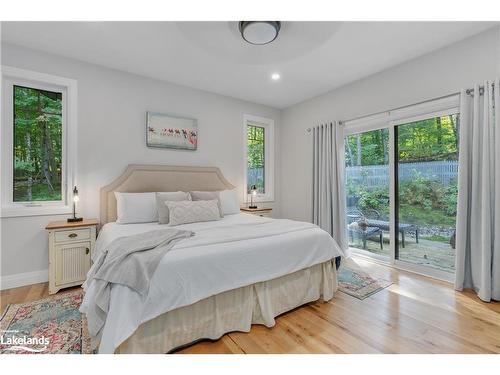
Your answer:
[146,112,198,150]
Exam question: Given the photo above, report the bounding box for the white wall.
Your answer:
[279,26,500,222]
[0,43,281,286]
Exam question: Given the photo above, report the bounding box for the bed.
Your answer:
[80,164,343,354]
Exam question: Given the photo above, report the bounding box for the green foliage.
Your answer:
[442,182,458,216]
[14,157,35,174]
[345,115,459,166]
[14,182,62,202]
[13,85,63,202]
[398,172,457,226]
[398,115,459,162]
[347,173,457,228]
[345,128,389,166]
[247,125,265,193]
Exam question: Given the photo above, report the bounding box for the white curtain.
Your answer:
[455,79,500,302]
[312,122,348,256]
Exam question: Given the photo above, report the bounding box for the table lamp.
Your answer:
[67,186,83,222]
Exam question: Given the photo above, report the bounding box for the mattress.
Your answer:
[81,213,343,353]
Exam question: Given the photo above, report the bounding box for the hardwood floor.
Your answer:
[1,257,499,354]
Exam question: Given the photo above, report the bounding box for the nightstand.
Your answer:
[240,207,273,218]
[45,219,98,294]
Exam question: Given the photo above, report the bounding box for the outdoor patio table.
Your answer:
[366,219,419,248]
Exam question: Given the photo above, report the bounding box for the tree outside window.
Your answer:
[13,85,63,202]
[247,124,265,194]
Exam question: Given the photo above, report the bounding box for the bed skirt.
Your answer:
[115,259,338,353]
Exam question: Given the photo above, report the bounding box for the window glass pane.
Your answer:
[396,114,459,272]
[345,128,390,257]
[247,124,265,194]
[13,85,63,202]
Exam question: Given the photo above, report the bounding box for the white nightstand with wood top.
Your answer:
[240,207,273,218]
[46,219,98,294]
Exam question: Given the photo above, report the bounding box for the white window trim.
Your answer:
[343,94,460,136]
[1,66,78,218]
[243,114,275,203]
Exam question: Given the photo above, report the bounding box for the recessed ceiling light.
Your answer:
[271,73,281,81]
[239,21,281,45]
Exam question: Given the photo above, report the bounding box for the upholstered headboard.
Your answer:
[100,164,236,224]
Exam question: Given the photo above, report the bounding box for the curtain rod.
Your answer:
[306,82,494,133]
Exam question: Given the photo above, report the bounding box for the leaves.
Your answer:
[247,125,265,193]
[13,85,62,202]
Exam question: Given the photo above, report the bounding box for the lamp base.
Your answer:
[67,217,83,223]
[248,205,258,209]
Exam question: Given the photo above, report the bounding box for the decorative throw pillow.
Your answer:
[189,191,224,217]
[115,192,157,224]
[156,191,191,224]
[219,189,240,215]
[166,200,221,226]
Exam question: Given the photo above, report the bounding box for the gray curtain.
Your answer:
[312,122,349,256]
[455,79,500,302]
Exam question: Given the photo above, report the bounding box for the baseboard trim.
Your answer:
[1,269,48,290]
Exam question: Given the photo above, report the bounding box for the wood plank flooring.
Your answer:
[1,257,499,354]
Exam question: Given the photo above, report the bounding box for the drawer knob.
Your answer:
[85,248,89,255]
[68,233,77,238]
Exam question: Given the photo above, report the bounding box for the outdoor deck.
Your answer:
[350,234,455,272]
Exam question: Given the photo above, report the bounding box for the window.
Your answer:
[13,86,63,202]
[247,124,265,194]
[343,95,460,281]
[244,115,274,202]
[1,66,77,217]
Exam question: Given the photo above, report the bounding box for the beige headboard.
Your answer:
[100,164,236,225]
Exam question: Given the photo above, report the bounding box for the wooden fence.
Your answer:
[346,160,458,187]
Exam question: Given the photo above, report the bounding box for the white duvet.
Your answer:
[80,213,343,353]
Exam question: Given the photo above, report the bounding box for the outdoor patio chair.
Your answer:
[348,225,383,250]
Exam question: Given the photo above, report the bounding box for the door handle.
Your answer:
[85,248,89,255]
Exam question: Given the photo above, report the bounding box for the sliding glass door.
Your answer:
[344,104,459,279]
[345,129,390,259]
[394,114,459,273]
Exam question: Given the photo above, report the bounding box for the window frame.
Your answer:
[1,66,78,218]
[243,114,275,203]
[343,95,460,283]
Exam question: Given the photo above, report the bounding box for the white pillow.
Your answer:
[166,200,221,226]
[156,191,191,224]
[115,192,157,224]
[189,190,224,217]
[219,189,240,215]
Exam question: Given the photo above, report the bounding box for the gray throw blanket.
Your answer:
[82,228,194,340]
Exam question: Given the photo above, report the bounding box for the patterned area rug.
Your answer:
[0,290,91,354]
[338,264,392,300]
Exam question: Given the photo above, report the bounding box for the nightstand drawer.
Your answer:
[55,228,91,243]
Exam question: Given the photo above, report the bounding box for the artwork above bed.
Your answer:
[146,112,198,150]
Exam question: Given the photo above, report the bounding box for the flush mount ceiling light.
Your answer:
[239,21,281,45]
[271,73,281,81]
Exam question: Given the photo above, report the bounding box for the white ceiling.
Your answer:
[1,21,497,109]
